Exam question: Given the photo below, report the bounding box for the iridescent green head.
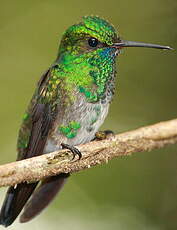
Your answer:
[58,16,119,56]
[58,15,172,57]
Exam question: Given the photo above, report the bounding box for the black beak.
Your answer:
[113,40,173,50]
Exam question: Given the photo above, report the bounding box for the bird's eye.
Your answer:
[88,37,99,47]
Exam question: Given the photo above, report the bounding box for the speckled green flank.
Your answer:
[59,121,81,138]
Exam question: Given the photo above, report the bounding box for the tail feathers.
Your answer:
[20,174,69,223]
[0,182,38,227]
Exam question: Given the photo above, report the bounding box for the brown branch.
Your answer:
[0,118,177,187]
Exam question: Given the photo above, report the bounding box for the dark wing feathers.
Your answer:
[0,68,54,227]
[24,103,52,159]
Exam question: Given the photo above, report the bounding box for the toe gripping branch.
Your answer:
[61,143,82,160]
[61,130,114,160]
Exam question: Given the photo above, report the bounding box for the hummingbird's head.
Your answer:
[58,16,120,57]
[58,15,172,58]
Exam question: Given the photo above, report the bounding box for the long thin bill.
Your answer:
[114,40,173,50]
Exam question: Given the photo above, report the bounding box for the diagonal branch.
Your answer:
[0,118,177,187]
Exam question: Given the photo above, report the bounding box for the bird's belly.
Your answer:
[44,100,110,154]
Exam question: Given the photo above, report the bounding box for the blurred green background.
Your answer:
[0,0,177,229]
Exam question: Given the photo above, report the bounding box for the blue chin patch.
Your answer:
[99,47,117,58]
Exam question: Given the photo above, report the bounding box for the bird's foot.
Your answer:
[61,143,82,160]
[93,130,114,141]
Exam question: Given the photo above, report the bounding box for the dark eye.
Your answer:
[88,37,99,47]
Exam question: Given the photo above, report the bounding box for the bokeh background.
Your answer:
[0,0,177,229]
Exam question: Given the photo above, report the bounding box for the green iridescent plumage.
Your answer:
[61,16,117,48]
[59,121,81,139]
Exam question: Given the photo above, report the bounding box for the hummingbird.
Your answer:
[0,16,172,227]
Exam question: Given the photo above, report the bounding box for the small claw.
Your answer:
[61,143,82,160]
[94,130,114,140]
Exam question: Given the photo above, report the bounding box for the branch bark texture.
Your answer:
[0,118,177,187]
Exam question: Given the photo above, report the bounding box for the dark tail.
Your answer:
[0,182,38,227]
[20,174,69,223]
